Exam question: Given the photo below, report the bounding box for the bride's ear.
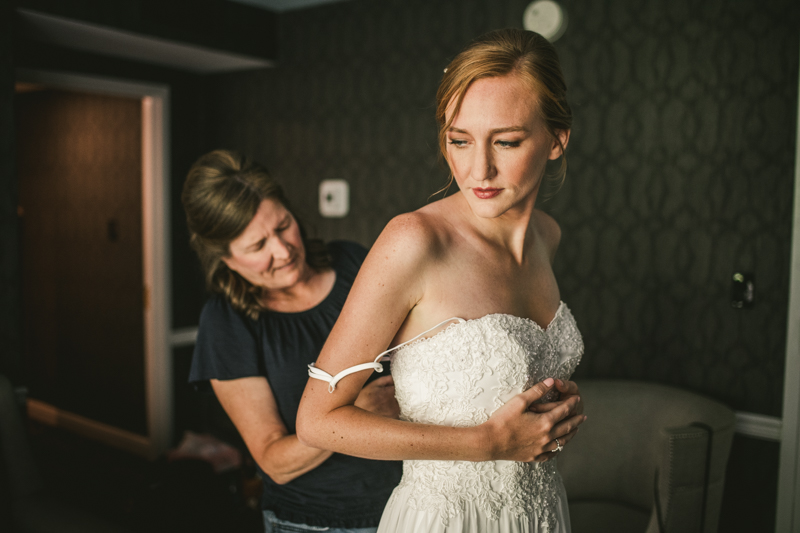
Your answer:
[548,130,571,160]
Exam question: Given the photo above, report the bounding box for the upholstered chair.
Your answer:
[557,379,736,533]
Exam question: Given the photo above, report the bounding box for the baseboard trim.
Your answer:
[27,399,153,458]
[735,411,782,441]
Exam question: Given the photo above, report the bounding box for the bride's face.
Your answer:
[445,74,568,219]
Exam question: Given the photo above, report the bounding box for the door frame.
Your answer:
[16,68,172,459]
[776,40,800,532]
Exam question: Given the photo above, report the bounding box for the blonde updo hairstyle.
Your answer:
[182,150,330,319]
[436,28,572,192]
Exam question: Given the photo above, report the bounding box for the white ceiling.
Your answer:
[227,0,350,12]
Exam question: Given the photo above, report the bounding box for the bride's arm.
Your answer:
[296,213,584,462]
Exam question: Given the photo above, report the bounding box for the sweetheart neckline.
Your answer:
[311,301,574,392]
[391,301,567,354]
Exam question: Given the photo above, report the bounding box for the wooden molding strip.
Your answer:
[27,399,153,459]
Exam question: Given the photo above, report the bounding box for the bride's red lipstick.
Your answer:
[473,187,502,199]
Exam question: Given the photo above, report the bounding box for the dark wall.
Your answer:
[549,0,798,419]
[0,0,21,383]
[204,0,799,418]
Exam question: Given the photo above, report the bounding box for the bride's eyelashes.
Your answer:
[447,139,523,148]
[496,140,521,148]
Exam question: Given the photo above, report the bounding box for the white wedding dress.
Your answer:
[377,302,583,533]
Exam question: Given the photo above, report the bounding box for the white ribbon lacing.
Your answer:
[307,317,465,393]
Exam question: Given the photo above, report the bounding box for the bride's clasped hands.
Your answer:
[479,376,585,463]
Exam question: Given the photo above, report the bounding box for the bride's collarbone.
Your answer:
[445,207,554,257]
[414,274,560,327]
[434,248,554,288]
[409,236,559,326]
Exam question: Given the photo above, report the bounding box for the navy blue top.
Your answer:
[189,241,401,528]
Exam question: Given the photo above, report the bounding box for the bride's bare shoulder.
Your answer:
[363,193,466,282]
[374,205,450,261]
[356,205,450,303]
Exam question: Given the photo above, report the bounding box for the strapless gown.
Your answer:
[377,302,583,533]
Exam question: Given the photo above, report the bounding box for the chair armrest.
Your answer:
[649,425,712,533]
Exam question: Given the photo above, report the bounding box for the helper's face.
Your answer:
[222,199,308,292]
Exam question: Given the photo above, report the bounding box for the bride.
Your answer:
[297,29,585,533]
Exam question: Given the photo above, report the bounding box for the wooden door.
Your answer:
[16,88,146,435]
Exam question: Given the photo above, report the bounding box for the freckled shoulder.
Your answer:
[369,210,447,269]
[532,209,562,262]
[348,210,447,325]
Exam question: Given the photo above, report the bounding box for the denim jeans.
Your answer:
[262,510,378,533]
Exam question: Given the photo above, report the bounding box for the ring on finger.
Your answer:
[551,437,563,453]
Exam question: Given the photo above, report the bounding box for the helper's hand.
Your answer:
[528,379,583,417]
[355,376,400,419]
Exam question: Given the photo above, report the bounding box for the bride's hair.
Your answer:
[435,28,572,192]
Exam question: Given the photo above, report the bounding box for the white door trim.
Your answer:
[16,68,172,460]
[776,40,800,533]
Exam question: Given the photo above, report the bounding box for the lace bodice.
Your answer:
[387,302,583,530]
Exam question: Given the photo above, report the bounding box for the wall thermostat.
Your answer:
[319,179,349,218]
[523,0,567,42]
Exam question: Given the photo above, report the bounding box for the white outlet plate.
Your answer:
[319,179,349,218]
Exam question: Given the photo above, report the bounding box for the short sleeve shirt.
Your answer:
[189,241,402,528]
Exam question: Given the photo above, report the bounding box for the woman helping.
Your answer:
[183,150,402,533]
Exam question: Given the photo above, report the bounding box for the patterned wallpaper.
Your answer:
[548,0,799,417]
[204,0,799,416]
